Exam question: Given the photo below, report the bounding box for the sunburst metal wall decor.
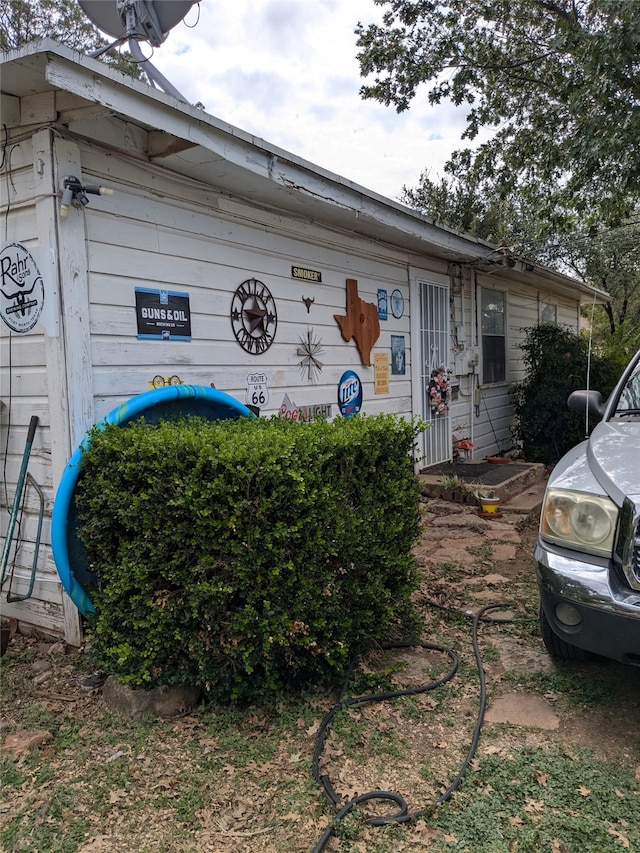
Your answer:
[297,329,325,384]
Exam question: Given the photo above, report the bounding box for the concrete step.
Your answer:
[419,460,547,519]
[501,478,547,516]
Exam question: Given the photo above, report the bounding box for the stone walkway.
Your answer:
[419,487,562,732]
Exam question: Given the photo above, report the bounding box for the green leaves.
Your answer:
[356,0,640,226]
[432,745,640,852]
[76,414,424,704]
[510,323,618,464]
[0,0,143,78]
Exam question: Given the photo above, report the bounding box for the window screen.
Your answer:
[481,289,506,384]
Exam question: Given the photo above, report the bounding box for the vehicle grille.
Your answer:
[633,518,640,583]
[620,501,640,591]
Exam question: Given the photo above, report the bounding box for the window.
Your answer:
[540,302,557,325]
[480,288,506,384]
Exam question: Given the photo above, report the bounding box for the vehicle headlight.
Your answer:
[540,488,618,557]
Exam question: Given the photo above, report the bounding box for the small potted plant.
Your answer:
[438,475,480,505]
[439,473,462,502]
[459,480,480,505]
[476,487,501,515]
[456,438,474,461]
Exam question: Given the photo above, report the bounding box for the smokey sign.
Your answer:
[0,243,45,334]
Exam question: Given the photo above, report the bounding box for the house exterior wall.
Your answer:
[2,128,438,642]
[0,61,590,642]
[0,130,82,643]
[444,272,582,459]
[77,141,421,426]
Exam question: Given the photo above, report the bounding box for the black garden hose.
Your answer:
[311,603,510,853]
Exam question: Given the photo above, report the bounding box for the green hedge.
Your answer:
[510,324,619,465]
[76,414,424,703]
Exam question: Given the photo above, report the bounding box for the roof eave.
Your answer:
[1,41,610,304]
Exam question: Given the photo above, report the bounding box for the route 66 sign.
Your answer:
[0,243,45,333]
[246,372,269,409]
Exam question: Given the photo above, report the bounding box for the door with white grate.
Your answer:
[418,280,450,467]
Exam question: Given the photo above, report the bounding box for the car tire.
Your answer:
[539,605,593,662]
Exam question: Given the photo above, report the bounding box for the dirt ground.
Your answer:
[2,498,639,853]
[411,502,640,763]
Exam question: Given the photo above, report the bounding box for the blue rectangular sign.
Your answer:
[135,287,191,340]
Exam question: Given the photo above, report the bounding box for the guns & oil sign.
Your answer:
[136,287,191,340]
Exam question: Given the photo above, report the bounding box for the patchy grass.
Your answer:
[504,665,635,712]
[427,745,639,853]
[2,510,639,852]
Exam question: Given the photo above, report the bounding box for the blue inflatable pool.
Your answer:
[51,385,253,615]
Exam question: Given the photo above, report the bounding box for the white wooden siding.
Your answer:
[1,77,590,641]
[73,144,417,424]
[0,133,75,640]
[462,274,582,457]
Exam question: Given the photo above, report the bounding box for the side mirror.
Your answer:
[567,389,606,422]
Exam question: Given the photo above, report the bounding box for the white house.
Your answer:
[0,41,608,643]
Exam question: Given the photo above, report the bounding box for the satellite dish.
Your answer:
[79,0,196,47]
[78,0,198,99]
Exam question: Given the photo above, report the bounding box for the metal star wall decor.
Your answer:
[297,329,325,384]
[230,278,277,354]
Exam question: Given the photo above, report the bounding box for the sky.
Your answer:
[134,0,473,203]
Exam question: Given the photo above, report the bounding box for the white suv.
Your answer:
[535,349,640,664]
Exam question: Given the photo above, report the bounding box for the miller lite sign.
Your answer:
[337,370,362,418]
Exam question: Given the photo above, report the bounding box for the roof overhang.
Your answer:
[1,40,610,305]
